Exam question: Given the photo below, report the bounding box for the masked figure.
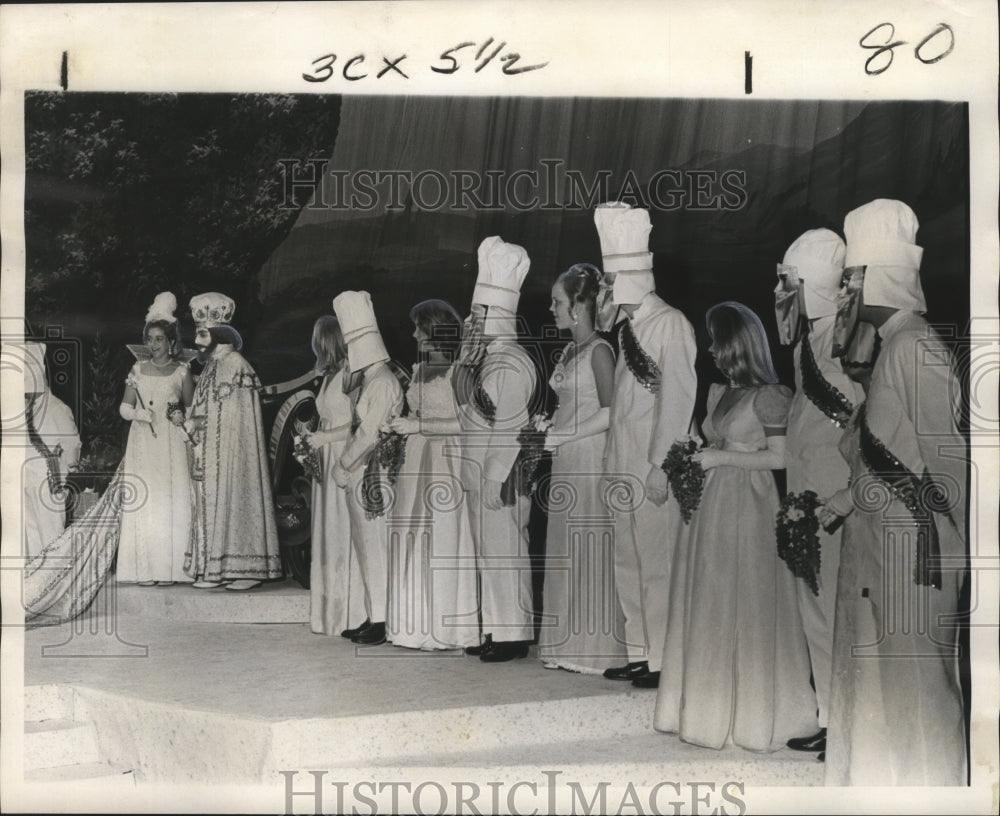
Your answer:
[183,292,282,591]
[17,341,81,559]
[821,199,968,785]
[596,201,698,689]
[775,231,866,758]
[331,290,404,647]
[457,236,537,663]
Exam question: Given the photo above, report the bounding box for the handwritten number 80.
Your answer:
[860,22,954,75]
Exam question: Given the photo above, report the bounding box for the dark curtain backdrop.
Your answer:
[255,97,969,423]
[256,97,969,688]
[22,94,969,423]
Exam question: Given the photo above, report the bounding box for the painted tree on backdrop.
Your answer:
[23,92,343,467]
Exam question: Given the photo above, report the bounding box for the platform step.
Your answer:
[24,684,75,722]
[24,719,101,771]
[361,733,826,786]
[267,691,656,771]
[25,761,136,787]
[97,579,309,623]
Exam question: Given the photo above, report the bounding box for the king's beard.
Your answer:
[195,339,219,364]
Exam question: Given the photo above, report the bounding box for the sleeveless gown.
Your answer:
[538,338,627,673]
[386,363,480,650]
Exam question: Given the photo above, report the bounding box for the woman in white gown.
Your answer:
[387,300,480,650]
[653,301,816,751]
[116,293,195,586]
[538,264,627,674]
[302,315,367,636]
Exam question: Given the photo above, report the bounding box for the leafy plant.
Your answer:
[75,333,128,475]
[24,92,343,345]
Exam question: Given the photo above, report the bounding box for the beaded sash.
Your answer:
[800,331,855,428]
[25,400,64,496]
[462,357,534,507]
[620,321,660,393]
[858,405,944,589]
[472,359,497,427]
[453,359,496,425]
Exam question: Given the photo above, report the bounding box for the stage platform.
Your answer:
[17,579,825,811]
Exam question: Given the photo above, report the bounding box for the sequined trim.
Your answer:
[858,405,942,589]
[468,360,536,506]
[471,360,497,425]
[800,332,854,428]
[620,321,660,393]
[25,400,64,496]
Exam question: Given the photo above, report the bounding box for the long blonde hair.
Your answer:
[706,301,778,386]
[311,315,347,376]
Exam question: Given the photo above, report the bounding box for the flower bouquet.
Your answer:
[775,490,823,596]
[166,401,198,445]
[496,419,551,506]
[531,412,553,433]
[661,436,705,523]
[374,429,407,486]
[531,412,558,453]
[292,433,324,482]
[515,420,549,493]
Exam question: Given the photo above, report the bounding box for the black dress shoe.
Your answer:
[602,661,649,681]
[351,621,386,645]
[464,634,493,656]
[341,619,371,639]
[631,671,661,688]
[786,727,827,752]
[479,640,529,662]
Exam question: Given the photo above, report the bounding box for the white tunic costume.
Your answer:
[605,291,697,671]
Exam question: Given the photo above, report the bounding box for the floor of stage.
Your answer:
[16,578,825,810]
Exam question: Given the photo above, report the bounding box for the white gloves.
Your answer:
[119,403,152,423]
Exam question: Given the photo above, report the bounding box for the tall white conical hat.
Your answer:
[594,201,654,306]
[781,228,846,319]
[332,290,390,371]
[472,236,530,336]
[844,198,925,313]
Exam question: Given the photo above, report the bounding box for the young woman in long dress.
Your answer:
[653,301,817,751]
[302,316,367,636]
[386,300,480,650]
[538,264,627,674]
[116,293,195,586]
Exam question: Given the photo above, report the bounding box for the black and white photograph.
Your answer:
[2,2,997,814]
